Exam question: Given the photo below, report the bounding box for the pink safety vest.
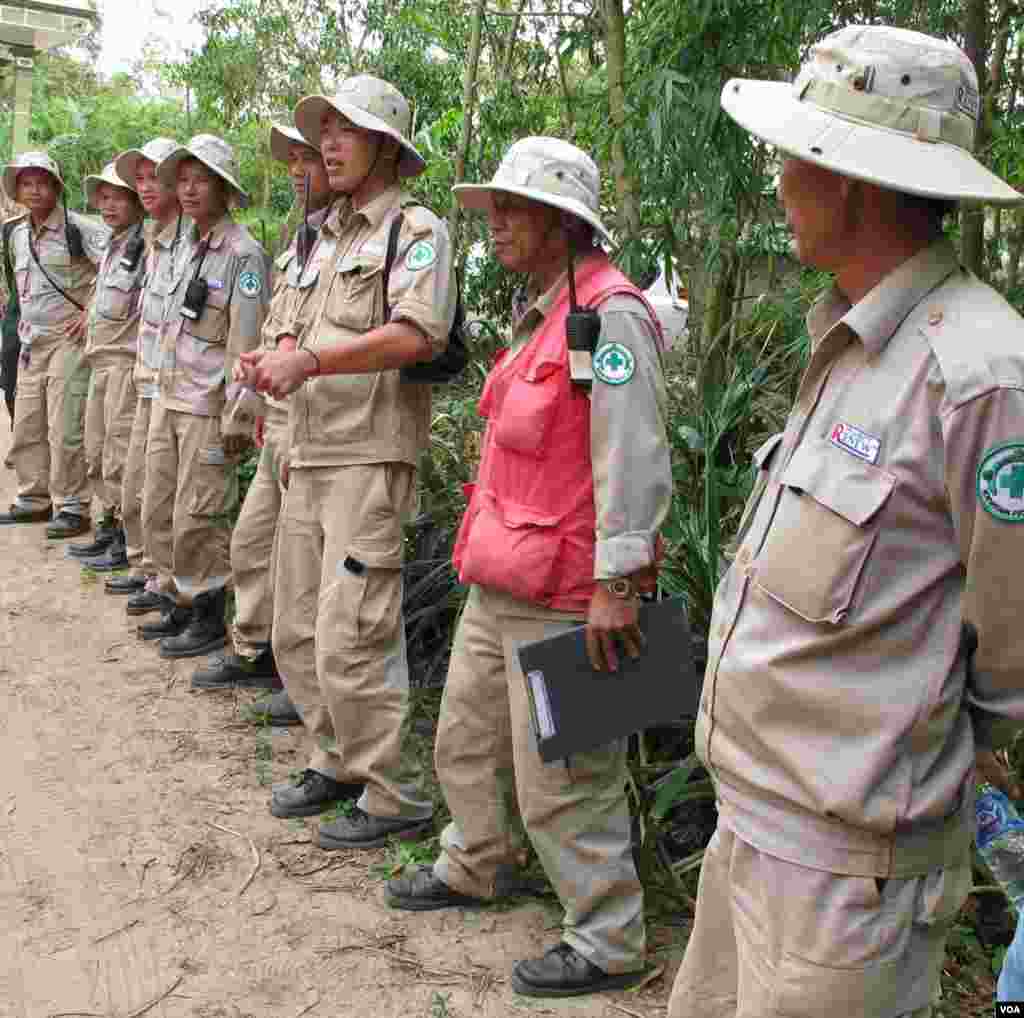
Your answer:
[452,254,662,611]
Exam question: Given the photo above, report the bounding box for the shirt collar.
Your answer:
[510,251,605,339]
[190,213,231,252]
[813,238,961,356]
[34,206,65,234]
[354,184,402,231]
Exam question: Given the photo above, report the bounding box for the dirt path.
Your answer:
[0,425,681,1018]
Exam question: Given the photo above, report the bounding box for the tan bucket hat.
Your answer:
[157,133,250,209]
[453,136,612,243]
[84,162,137,209]
[2,150,63,201]
[721,24,1021,205]
[115,138,179,191]
[294,75,425,178]
[270,122,318,163]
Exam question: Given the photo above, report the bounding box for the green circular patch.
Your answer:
[238,269,263,298]
[405,240,436,272]
[593,341,636,386]
[976,441,1024,522]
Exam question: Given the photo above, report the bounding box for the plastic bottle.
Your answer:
[976,784,1024,914]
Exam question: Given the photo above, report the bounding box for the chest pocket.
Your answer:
[325,254,384,333]
[753,437,895,625]
[96,267,139,321]
[492,362,564,458]
[183,287,229,344]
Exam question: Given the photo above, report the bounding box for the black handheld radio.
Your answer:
[119,222,146,272]
[181,238,211,321]
[564,228,601,388]
[62,188,85,260]
[295,173,315,272]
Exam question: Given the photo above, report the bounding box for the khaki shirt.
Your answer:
[136,218,188,399]
[505,266,672,580]
[84,223,146,366]
[289,187,456,469]
[12,207,108,352]
[158,215,269,431]
[260,205,331,416]
[698,239,1024,878]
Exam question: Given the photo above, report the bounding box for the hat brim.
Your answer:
[84,169,137,210]
[3,165,62,203]
[114,149,148,191]
[157,146,251,210]
[270,124,318,163]
[721,78,1022,206]
[294,95,426,179]
[453,182,613,244]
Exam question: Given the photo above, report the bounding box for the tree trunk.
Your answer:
[602,0,639,242]
[447,0,486,252]
[960,0,990,277]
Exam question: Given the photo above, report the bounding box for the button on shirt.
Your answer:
[289,187,456,469]
[12,208,108,352]
[136,218,188,400]
[158,215,269,433]
[698,239,1024,877]
[84,224,146,366]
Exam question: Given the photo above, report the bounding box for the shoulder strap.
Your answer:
[27,228,85,312]
[2,219,16,294]
[381,210,405,324]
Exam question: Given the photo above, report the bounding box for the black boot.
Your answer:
[45,511,90,539]
[0,503,52,525]
[191,647,280,690]
[126,588,167,615]
[158,587,228,660]
[138,598,191,640]
[68,512,117,558]
[80,530,128,572]
[105,573,147,595]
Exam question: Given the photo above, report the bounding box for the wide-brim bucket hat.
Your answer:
[453,136,613,243]
[294,75,425,179]
[721,24,1021,205]
[3,151,63,202]
[115,138,179,191]
[270,122,318,163]
[157,133,251,209]
[84,161,137,209]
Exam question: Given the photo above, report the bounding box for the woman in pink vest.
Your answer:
[386,137,672,998]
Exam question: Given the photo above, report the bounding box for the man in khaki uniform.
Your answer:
[139,135,269,658]
[67,162,146,568]
[385,137,671,998]
[103,138,184,601]
[192,123,333,691]
[238,76,454,844]
[669,27,1024,1018]
[0,152,108,536]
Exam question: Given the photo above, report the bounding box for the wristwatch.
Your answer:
[601,577,637,600]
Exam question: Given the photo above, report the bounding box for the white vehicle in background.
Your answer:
[644,266,689,351]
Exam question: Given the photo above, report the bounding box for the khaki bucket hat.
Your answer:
[2,151,63,202]
[721,25,1021,205]
[157,133,251,209]
[115,138,179,191]
[270,122,318,163]
[294,75,425,178]
[454,136,612,243]
[84,161,137,209]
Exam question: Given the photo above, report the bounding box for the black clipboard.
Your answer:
[517,595,699,762]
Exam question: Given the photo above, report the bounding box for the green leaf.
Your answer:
[652,752,702,818]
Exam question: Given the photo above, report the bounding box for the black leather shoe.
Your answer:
[158,587,228,659]
[191,648,280,690]
[126,589,166,615]
[138,601,191,640]
[79,533,128,572]
[386,864,485,911]
[0,504,52,525]
[243,691,301,726]
[46,512,90,539]
[106,573,147,595]
[318,807,432,850]
[68,515,117,557]
[269,770,364,819]
[511,944,647,998]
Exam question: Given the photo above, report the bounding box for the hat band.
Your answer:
[798,77,975,151]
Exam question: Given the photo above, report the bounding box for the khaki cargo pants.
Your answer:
[142,400,236,605]
[121,395,154,575]
[84,359,136,516]
[230,408,288,660]
[433,584,645,975]
[272,462,432,821]
[668,825,971,1018]
[8,340,90,515]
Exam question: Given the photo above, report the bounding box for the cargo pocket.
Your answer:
[727,431,784,557]
[97,269,139,321]
[754,437,894,624]
[183,291,228,344]
[325,257,384,333]
[62,353,91,449]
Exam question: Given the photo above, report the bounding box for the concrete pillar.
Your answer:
[12,58,33,157]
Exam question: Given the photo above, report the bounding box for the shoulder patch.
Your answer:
[593,341,636,386]
[405,239,436,272]
[977,442,1024,522]
[238,269,263,298]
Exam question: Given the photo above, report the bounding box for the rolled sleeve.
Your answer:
[386,209,455,353]
[590,295,672,578]
[945,386,1024,749]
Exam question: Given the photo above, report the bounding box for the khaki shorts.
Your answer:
[667,825,969,1018]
